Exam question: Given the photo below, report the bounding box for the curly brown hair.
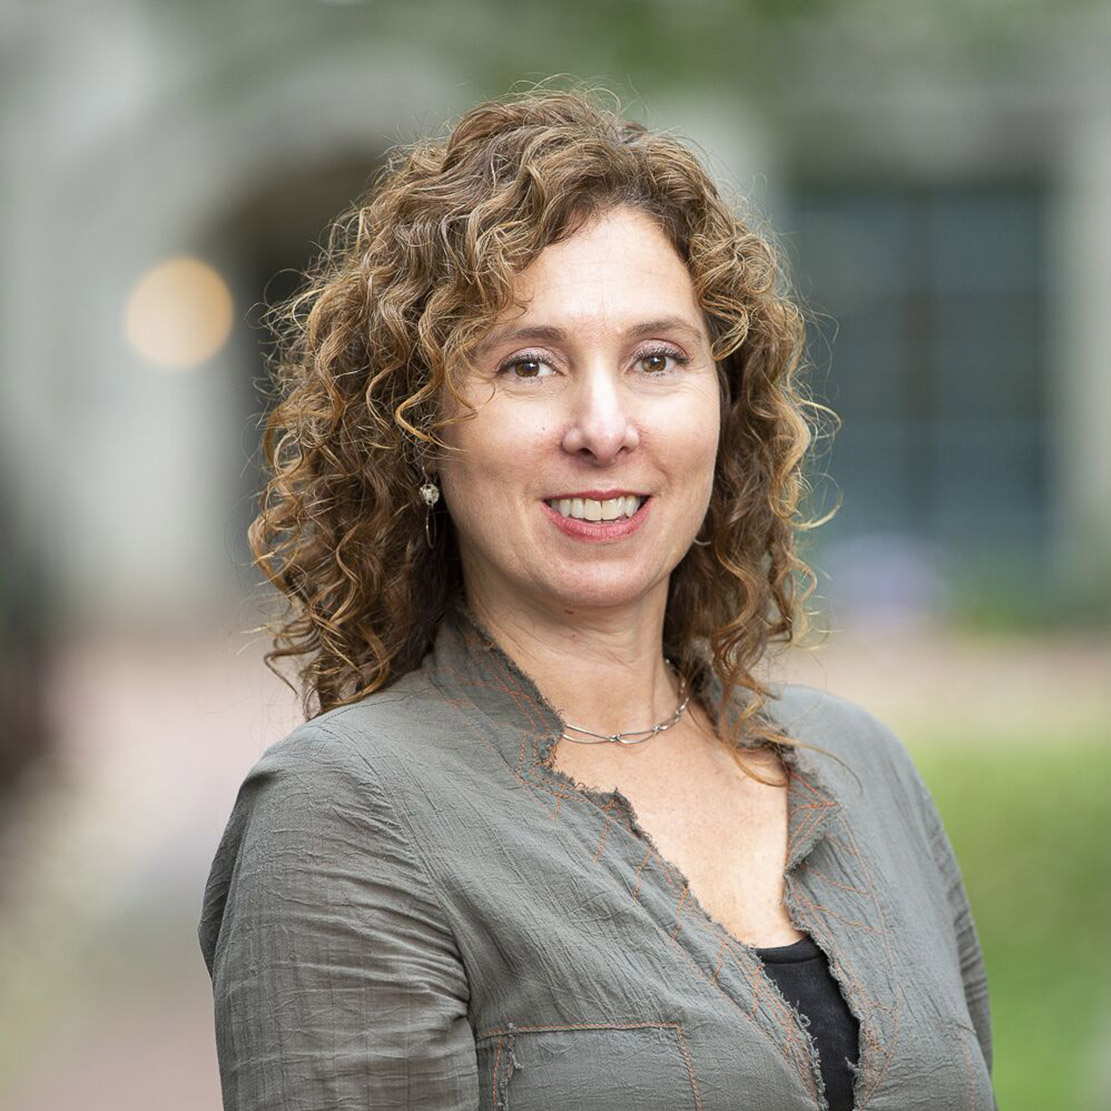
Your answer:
[250,83,837,780]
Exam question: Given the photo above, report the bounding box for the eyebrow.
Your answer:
[477,315,707,354]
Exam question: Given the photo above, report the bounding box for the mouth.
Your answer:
[542,494,649,523]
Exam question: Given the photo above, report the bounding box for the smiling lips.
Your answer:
[540,493,652,541]
[544,494,647,522]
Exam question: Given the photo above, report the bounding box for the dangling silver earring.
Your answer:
[419,472,441,549]
[691,506,714,549]
[691,518,712,548]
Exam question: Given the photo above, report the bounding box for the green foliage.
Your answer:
[910,735,1111,1111]
[361,0,1110,106]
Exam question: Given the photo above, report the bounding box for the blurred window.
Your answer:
[785,184,1048,586]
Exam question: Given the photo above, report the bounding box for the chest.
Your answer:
[550,735,805,948]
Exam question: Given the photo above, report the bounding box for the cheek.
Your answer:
[456,425,536,483]
[666,395,720,471]
[439,410,548,516]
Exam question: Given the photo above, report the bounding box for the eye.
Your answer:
[636,346,690,375]
[497,352,556,380]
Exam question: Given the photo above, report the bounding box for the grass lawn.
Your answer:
[908,732,1111,1111]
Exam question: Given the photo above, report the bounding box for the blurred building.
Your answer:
[3,0,1109,638]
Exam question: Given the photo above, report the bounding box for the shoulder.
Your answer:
[764,680,907,759]
[231,673,489,860]
[761,683,962,892]
[251,670,457,784]
[199,700,456,978]
[202,681,458,919]
[762,680,931,809]
[218,717,397,859]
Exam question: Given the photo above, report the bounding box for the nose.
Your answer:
[559,362,640,462]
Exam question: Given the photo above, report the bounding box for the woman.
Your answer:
[199,87,996,1110]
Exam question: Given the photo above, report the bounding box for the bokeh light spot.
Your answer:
[124,256,234,370]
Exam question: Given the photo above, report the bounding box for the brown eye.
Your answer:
[498,355,553,380]
[636,347,689,375]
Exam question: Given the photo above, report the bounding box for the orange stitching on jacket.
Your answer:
[796,861,871,899]
[673,1022,706,1111]
[551,784,569,820]
[710,936,728,983]
[477,1019,687,1039]
[725,941,807,1082]
[594,798,617,860]
[671,884,690,940]
[490,1033,503,1108]
[623,837,682,897]
[840,817,903,1102]
[788,881,885,1102]
[631,847,653,902]
[477,1019,706,1110]
[958,1023,976,1111]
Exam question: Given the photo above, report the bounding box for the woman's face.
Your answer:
[437,204,721,619]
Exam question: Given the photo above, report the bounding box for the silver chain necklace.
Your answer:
[559,661,693,746]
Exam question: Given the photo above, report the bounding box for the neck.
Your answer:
[463,581,685,742]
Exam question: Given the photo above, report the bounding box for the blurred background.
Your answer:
[1,1,1109,1107]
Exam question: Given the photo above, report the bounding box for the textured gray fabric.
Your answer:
[199,599,997,1110]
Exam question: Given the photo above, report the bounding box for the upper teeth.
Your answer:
[547,496,644,521]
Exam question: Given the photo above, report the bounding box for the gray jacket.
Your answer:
[199,598,996,1110]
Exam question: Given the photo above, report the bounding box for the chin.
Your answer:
[534,570,663,613]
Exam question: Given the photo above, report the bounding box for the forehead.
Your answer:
[484,206,707,344]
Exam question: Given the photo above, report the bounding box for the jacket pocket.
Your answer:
[475,1021,702,1111]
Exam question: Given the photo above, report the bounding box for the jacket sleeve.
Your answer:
[909,767,995,1081]
[198,724,478,1110]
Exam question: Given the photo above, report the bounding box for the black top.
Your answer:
[754,934,860,1110]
